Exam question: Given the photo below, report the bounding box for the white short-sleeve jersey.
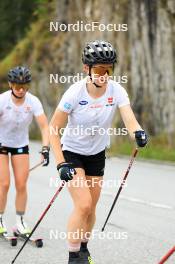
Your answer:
[0,90,44,148]
[57,78,130,155]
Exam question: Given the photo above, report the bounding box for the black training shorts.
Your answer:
[0,145,29,155]
[62,149,106,176]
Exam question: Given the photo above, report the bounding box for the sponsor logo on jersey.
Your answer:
[79,100,88,105]
[24,105,32,113]
[6,106,12,110]
[108,97,113,104]
[64,102,72,110]
[106,97,115,107]
[90,104,103,109]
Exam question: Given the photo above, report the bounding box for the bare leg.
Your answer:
[84,176,103,238]
[11,154,29,213]
[67,168,92,245]
[0,154,10,214]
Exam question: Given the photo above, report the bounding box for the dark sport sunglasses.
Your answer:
[11,83,30,91]
[91,65,114,76]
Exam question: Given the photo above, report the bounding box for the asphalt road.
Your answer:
[0,141,175,264]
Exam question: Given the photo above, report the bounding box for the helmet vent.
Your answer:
[82,40,117,65]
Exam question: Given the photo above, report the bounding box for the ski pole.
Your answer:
[158,246,175,264]
[29,161,44,172]
[101,147,138,232]
[11,180,66,264]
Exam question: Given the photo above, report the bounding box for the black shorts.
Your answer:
[62,149,106,176]
[0,145,29,156]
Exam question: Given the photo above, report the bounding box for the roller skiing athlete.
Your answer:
[50,40,148,264]
[0,66,49,245]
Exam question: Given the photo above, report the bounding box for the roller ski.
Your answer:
[13,216,43,248]
[0,218,17,246]
[13,227,43,248]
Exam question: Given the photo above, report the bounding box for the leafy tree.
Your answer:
[0,0,39,59]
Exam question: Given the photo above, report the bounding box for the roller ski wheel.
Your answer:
[13,227,43,248]
[11,237,18,247]
[0,231,17,246]
[35,238,43,248]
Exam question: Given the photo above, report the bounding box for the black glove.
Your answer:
[57,162,76,182]
[134,130,148,147]
[41,146,50,166]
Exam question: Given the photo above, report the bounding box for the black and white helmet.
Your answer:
[82,40,117,65]
[8,66,31,84]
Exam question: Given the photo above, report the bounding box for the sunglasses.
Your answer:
[91,66,114,76]
[12,83,30,91]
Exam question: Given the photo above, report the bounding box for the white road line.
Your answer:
[102,191,174,210]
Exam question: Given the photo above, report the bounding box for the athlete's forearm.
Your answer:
[35,114,50,147]
[119,105,142,139]
[41,126,50,146]
[49,132,65,164]
[128,124,142,139]
[49,109,68,165]
[125,116,142,139]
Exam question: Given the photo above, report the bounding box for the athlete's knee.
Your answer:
[88,206,96,218]
[0,181,10,193]
[91,206,96,215]
[15,183,27,193]
[78,198,93,216]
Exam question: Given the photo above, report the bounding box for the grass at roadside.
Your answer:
[109,136,175,163]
